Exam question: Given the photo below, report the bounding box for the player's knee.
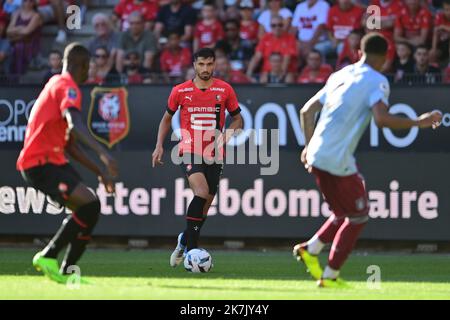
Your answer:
[193,187,209,199]
[73,199,101,229]
[187,196,207,220]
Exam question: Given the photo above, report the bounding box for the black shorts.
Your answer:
[21,163,82,206]
[180,154,223,196]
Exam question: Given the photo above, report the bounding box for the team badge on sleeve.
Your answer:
[68,88,77,100]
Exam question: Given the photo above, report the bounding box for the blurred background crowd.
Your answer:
[0,0,449,85]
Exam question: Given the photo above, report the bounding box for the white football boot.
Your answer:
[169,233,186,267]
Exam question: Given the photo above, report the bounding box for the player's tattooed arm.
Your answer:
[64,107,119,179]
[372,101,442,130]
[152,111,173,167]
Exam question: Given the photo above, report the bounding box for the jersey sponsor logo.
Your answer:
[191,113,216,130]
[216,95,221,102]
[88,87,130,148]
[178,87,194,93]
[188,106,220,113]
[185,95,193,102]
[210,87,225,92]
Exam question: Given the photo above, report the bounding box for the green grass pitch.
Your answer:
[0,248,449,299]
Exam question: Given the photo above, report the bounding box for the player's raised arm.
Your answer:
[372,101,442,130]
[152,111,173,167]
[64,108,119,179]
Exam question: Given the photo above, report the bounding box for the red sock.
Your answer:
[316,214,345,243]
[328,218,367,270]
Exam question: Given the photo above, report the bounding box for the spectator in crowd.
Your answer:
[193,2,224,52]
[367,0,404,40]
[430,0,450,63]
[154,0,196,43]
[123,50,151,83]
[214,55,251,83]
[259,52,288,83]
[365,0,404,71]
[444,55,450,83]
[291,0,330,58]
[296,49,332,83]
[215,19,253,70]
[394,0,432,48]
[7,0,41,74]
[407,45,442,84]
[336,29,362,70]
[36,0,67,43]
[160,32,192,83]
[3,0,22,14]
[185,66,195,80]
[321,0,364,57]
[116,11,158,73]
[112,0,159,31]
[239,0,259,45]
[247,15,297,83]
[87,13,119,66]
[220,1,241,21]
[86,58,101,84]
[93,46,121,84]
[0,6,10,75]
[42,49,62,84]
[392,41,414,83]
[257,0,292,37]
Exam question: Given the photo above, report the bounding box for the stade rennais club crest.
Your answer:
[88,87,130,148]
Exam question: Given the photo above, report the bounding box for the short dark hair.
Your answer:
[360,32,388,56]
[126,50,140,59]
[225,19,240,29]
[396,41,412,52]
[308,49,322,58]
[203,0,216,8]
[193,47,216,62]
[415,45,429,53]
[49,49,62,58]
[63,42,90,65]
[95,46,109,55]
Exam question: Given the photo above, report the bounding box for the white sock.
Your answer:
[306,235,325,255]
[322,265,340,279]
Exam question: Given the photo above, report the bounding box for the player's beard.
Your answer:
[198,72,212,81]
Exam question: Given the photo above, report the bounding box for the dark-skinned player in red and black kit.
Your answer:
[17,43,119,284]
[152,48,243,267]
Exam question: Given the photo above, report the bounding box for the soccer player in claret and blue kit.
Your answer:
[294,33,443,288]
[152,48,243,268]
[17,43,119,284]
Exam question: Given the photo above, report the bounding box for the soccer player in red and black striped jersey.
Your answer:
[17,43,119,283]
[152,48,243,267]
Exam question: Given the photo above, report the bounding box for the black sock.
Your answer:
[180,216,207,247]
[184,196,206,251]
[60,200,100,273]
[42,217,82,259]
[60,237,89,274]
